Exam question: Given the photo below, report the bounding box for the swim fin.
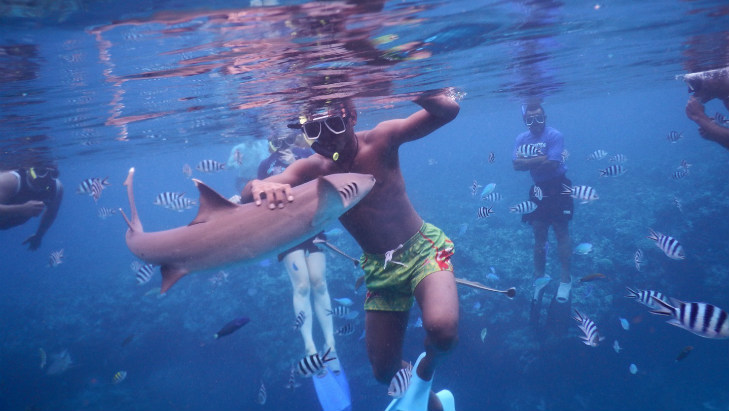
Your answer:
[313,364,351,411]
[385,352,432,411]
[436,390,455,411]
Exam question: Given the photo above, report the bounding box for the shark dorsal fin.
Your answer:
[189,179,238,225]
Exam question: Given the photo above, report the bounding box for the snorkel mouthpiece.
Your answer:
[332,152,340,161]
[311,141,340,162]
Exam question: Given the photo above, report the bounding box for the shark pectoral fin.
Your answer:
[189,179,239,225]
[160,265,189,293]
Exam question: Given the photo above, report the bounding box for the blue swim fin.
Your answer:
[385,352,432,411]
[436,390,455,411]
[313,365,351,411]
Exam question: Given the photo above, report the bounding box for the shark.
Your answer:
[120,168,375,293]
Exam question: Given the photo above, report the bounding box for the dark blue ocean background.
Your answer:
[1,1,729,410]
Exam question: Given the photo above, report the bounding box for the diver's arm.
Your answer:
[240,157,321,207]
[513,155,547,171]
[35,182,63,238]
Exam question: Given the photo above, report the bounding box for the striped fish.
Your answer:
[196,159,226,173]
[326,306,350,318]
[293,310,306,330]
[49,249,64,267]
[256,380,266,405]
[599,164,626,177]
[532,185,543,201]
[561,184,598,204]
[678,159,691,170]
[515,143,545,158]
[335,322,356,336]
[153,192,185,207]
[714,112,729,125]
[481,192,502,202]
[97,207,117,219]
[671,168,689,180]
[167,197,197,212]
[634,248,645,271]
[388,362,413,398]
[509,200,537,214]
[296,348,336,377]
[77,177,110,202]
[587,149,608,160]
[625,287,667,309]
[647,228,685,260]
[470,180,482,197]
[112,370,127,384]
[477,206,494,219]
[608,154,628,163]
[136,263,156,285]
[667,130,683,143]
[650,298,729,339]
[488,152,495,163]
[673,196,683,213]
[285,366,301,391]
[573,309,604,347]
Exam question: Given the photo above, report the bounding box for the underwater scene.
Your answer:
[1,0,729,410]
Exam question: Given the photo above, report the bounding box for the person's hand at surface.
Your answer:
[686,96,728,142]
[685,96,709,123]
[19,200,46,217]
[22,233,42,250]
[248,179,294,209]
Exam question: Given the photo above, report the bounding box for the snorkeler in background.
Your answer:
[684,66,729,151]
[512,103,574,326]
[257,132,341,372]
[0,166,63,250]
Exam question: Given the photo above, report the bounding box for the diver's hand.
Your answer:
[250,179,294,210]
[20,200,45,217]
[686,96,708,123]
[22,233,42,250]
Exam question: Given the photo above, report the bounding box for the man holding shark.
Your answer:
[240,88,460,411]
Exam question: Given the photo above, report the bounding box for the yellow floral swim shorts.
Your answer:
[361,222,455,312]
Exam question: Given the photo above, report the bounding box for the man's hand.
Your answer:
[20,200,45,217]
[249,179,294,209]
[686,96,708,123]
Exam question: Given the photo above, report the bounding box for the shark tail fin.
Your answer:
[122,168,143,232]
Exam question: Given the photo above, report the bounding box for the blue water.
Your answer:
[2,0,729,410]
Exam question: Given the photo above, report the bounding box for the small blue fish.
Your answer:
[619,317,630,330]
[333,297,353,306]
[457,223,468,237]
[533,275,552,289]
[480,183,496,197]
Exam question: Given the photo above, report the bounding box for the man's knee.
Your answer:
[427,319,459,353]
[371,362,400,385]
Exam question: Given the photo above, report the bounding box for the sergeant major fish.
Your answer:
[650,298,729,339]
[573,309,604,347]
[509,201,537,214]
[647,228,685,260]
[297,348,336,377]
[561,184,598,204]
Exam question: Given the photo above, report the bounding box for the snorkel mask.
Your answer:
[288,103,350,162]
[27,167,58,192]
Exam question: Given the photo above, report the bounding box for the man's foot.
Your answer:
[556,281,571,303]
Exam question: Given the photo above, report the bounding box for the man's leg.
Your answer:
[283,250,316,355]
[532,220,549,280]
[365,309,409,385]
[553,220,572,303]
[414,270,459,411]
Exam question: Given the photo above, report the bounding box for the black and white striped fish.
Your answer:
[285,366,301,391]
[673,196,683,213]
[650,298,729,339]
[335,322,356,336]
[625,287,667,309]
[49,249,64,267]
[255,380,266,405]
[587,149,608,160]
[470,180,482,197]
[327,306,350,318]
[97,207,117,219]
[293,310,306,330]
[481,192,502,202]
[515,143,545,158]
[153,192,185,207]
[509,201,537,214]
[488,152,495,163]
[573,309,604,347]
[532,185,543,201]
[634,248,645,271]
[671,168,689,180]
[477,206,494,219]
[608,154,628,163]
[667,130,683,143]
[296,348,336,377]
[196,159,226,173]
[136,263,156,285]
[678,159,692,170]
[599,164,626,177]
[167,197,197,212]
[714,112,729,126]
[387,362,413,398]
[648,228,685,260]
[561,184,598,204]
[77,177,110,202]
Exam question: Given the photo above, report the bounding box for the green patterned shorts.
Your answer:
[362,222,455,312]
